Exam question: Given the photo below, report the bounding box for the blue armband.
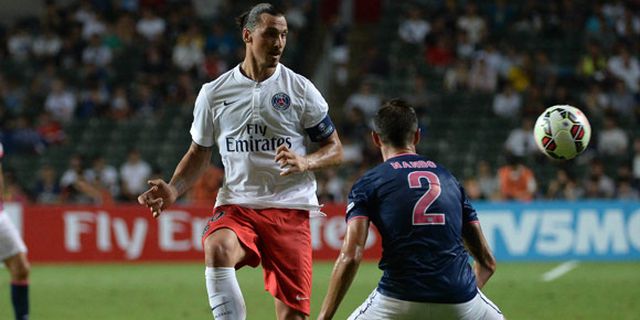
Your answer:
[305,115,335,142]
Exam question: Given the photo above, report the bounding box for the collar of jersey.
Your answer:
[232,63,282,86]
[387,153,418,161]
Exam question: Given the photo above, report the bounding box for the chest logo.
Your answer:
[271,92,291,111]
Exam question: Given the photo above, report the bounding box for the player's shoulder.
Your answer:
[278,63,313,88]
[201,67,236,91]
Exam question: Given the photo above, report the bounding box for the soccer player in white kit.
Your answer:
[318,101,503,320]
[137,3,343,320]
[0,142,31,320]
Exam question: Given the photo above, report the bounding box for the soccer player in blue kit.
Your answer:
[318,100,504,320]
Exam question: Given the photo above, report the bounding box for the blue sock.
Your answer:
[11,282,29,320]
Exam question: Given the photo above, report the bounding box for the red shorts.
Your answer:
[201,204,312,315]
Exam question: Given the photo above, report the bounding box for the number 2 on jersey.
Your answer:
[407,171,445,225]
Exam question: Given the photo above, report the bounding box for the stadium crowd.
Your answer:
[0,0,639,205]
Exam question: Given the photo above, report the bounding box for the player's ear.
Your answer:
[413,129,421,146]
[371,131,382,148]
[242,28,252,43]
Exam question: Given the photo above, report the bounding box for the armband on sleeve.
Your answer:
[304,115,335,142]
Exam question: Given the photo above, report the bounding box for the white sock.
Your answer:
[205,267,246,320]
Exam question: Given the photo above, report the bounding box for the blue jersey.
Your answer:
[346,153,479,303]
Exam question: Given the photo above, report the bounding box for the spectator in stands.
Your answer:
[35,112,65,146]
[205,24,237,59]
[424,37,455,69]
[398,7,430,45]
[32,27,62,60]
[597,115,629,156]
[85,155,120,200]
[609,80,636,118]
[82,34,112,68]
[633,138,640,186]
[616,178,639,200]
[136,8,166,42]
[577,42,608,82]
[44,79,77,124]
[443,60,469,92]
[33,164,61,204]
[344,81,381,119]
[584,158,615,199]
[546,168,583,200]
[468,56,497,92]
[109,86,132,119]
[504,117,537,158]
[476,160,499,200]
[457,2,486,45]
[6,27,32,62]
[582,83,610,119]
[119,149,151,202]
[402,75,430,114]
[614,8,640,40]
[497,153,537,201]
[60,154,103,203]
[607,46,640,93]
[172,23,205,72]
[132,83,161,117]
[10,116,45,155]
[316,168,347,203]
[492,84,521,118]
[507,53,532,92]
[187,163,224,206]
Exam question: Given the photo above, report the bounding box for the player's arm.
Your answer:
[318,217,369,320]
[276,130,343,176]
[462,222,496,289]
[138,142,212,217]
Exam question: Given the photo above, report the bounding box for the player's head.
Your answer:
[237,3,287,68]
[372,99,419,149]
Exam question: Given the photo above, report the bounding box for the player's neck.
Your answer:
[240,57,277,82]
[381,145,417,161]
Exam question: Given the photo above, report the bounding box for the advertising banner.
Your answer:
[475,201,640,261]
[12,203,381,262]
[6,201,639,262]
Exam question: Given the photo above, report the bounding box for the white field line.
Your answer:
[541,260,579,282]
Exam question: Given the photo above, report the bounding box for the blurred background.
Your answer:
[0,0,639,319]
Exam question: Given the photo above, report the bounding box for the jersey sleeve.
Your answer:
[301,80,335,142]
[346,174,374,222]
[460,184,479,224]
[189,86,215,147]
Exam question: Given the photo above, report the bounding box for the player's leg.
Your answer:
[347,289,414,320]
[430,290,504,320]
[0,213,30,320]
[274,298,307,320]
[204,229,248,320]
[4,253,30,320]
[201,205,261,320]
[256,208,312,320]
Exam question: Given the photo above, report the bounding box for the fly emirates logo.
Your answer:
[225,124,292,152]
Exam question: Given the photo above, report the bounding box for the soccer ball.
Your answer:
[533,105,591,160]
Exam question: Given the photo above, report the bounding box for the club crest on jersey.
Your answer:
[271,92,291,111]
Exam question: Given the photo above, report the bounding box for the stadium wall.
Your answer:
[4,201,639,262]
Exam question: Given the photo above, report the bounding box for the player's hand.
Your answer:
[275,144,310,176]
[137,179,178,218]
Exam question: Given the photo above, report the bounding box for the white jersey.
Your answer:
[190,63,334,213]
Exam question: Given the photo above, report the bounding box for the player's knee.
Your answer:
[204,233,242,267]
[10,260,30,282]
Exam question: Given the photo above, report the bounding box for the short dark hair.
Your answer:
[236,3,284,31]
[373,99,418,148]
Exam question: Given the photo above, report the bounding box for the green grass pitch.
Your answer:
[1,261,639,319]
